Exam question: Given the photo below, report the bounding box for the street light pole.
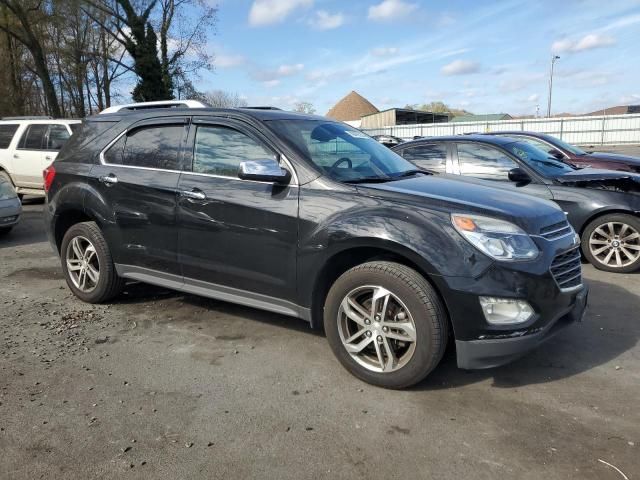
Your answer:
[546,55,560,118]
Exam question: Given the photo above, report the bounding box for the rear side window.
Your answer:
[104,124,184,170]
[402,144,447,173]
[46,125,71,150]
[0,124,19,149]
[18,124,48,150]
[193,125,275,177]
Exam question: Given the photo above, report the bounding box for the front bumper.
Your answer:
[455,286,588,369]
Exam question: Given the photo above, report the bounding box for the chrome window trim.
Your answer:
[99,127,300,185]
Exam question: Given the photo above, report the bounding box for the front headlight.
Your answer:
[451,213,539,261]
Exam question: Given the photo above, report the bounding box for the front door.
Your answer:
[88,117,188,275]
[177,118,299,301]
[452,141,554,200]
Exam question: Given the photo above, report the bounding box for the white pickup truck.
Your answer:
[0,117,81,197]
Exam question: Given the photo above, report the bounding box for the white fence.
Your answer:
[361,113,640,146]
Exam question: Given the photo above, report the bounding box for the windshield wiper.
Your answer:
[342,177,395,184]
[394,169,429,178]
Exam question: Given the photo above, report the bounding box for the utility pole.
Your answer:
[546,55,560,118]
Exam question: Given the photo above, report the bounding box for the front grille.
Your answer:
[540,220,573,240]
[550,247,582,290]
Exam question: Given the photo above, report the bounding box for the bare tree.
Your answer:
[201,90,248,108]
[293,101,316,114]
[0,0,62,117]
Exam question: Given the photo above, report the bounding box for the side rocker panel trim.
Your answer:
[115,264,311,322]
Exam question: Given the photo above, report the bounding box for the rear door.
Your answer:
[89,117,188,275]
[12,124,48,188]
[42,124,72,170]
[176,117,299,301]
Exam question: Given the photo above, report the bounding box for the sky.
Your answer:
[185,0,640,116]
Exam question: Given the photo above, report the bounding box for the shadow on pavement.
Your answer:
[415,278,639,390]
[0,198,48,250]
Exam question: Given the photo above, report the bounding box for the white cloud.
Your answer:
[370,46,398,57]
[619,93,640,104]
[552,34,616,53]
[276,63,304,75]
[527,94,540,103]
[251,63,304,85]
[249,0,313,27]
[310,10,344,30]
[216,53,246,68]
[441,59,480,76]
[368,0,417,22]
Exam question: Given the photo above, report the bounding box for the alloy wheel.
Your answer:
[589,221,640,268]
[337,285,417,373]
[65,235,100,292]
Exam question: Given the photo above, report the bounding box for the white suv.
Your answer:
[0,117,81,197]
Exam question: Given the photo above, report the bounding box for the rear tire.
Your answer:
[582,213,640,273]
[324,261,448,389]
[60,221,124,303]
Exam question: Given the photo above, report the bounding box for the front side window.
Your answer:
[0,124,19,149]
[267,120,418,183]
[456,143,519,181]
[18,124,48,150]
[193,125,275,177]
[402,144,447,173]
[46,125,71,150]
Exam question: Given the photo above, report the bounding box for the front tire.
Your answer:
[324,261,448,389]
[582,214,640,273]
[60,221,124,303]
[0,226,12,236]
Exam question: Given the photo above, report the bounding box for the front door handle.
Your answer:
[99,174,118,185]
[180,189,206,201]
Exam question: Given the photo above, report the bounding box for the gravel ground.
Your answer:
[0,200,638,480]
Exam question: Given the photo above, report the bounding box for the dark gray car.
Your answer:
[393,135,640,273]
[0,176,21,235]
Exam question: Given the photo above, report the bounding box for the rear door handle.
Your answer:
[45,155,53,161]
[99,174,118,185]
[180,189,206,201]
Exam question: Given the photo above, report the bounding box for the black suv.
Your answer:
[44,108,588,388]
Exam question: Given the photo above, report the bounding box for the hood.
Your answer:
[555,168,640,192]
[358,174,565,234]
[586,152,640,166]
[556,168,640,183]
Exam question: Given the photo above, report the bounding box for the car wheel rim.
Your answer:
[589,221,640,268]
[337,285,417,373]
[66,235,100,293]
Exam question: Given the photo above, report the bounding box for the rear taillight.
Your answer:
[43,166,56,192]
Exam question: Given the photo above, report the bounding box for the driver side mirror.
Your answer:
[508,167,531,184]
[238,159,291,184]
[548,148,564,160]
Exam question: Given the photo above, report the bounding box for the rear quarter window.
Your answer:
[0,124,19,149]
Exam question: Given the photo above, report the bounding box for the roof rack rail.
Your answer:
[1,116,54,120]
[99,100,208,114]
[244,106,282,110]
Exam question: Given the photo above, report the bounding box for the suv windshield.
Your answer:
[268,120,421,183]
[507,141,575,177]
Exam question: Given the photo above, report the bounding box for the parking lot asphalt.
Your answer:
[1,200,638,480]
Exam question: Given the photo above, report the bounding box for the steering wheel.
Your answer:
[329,157,352,175]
